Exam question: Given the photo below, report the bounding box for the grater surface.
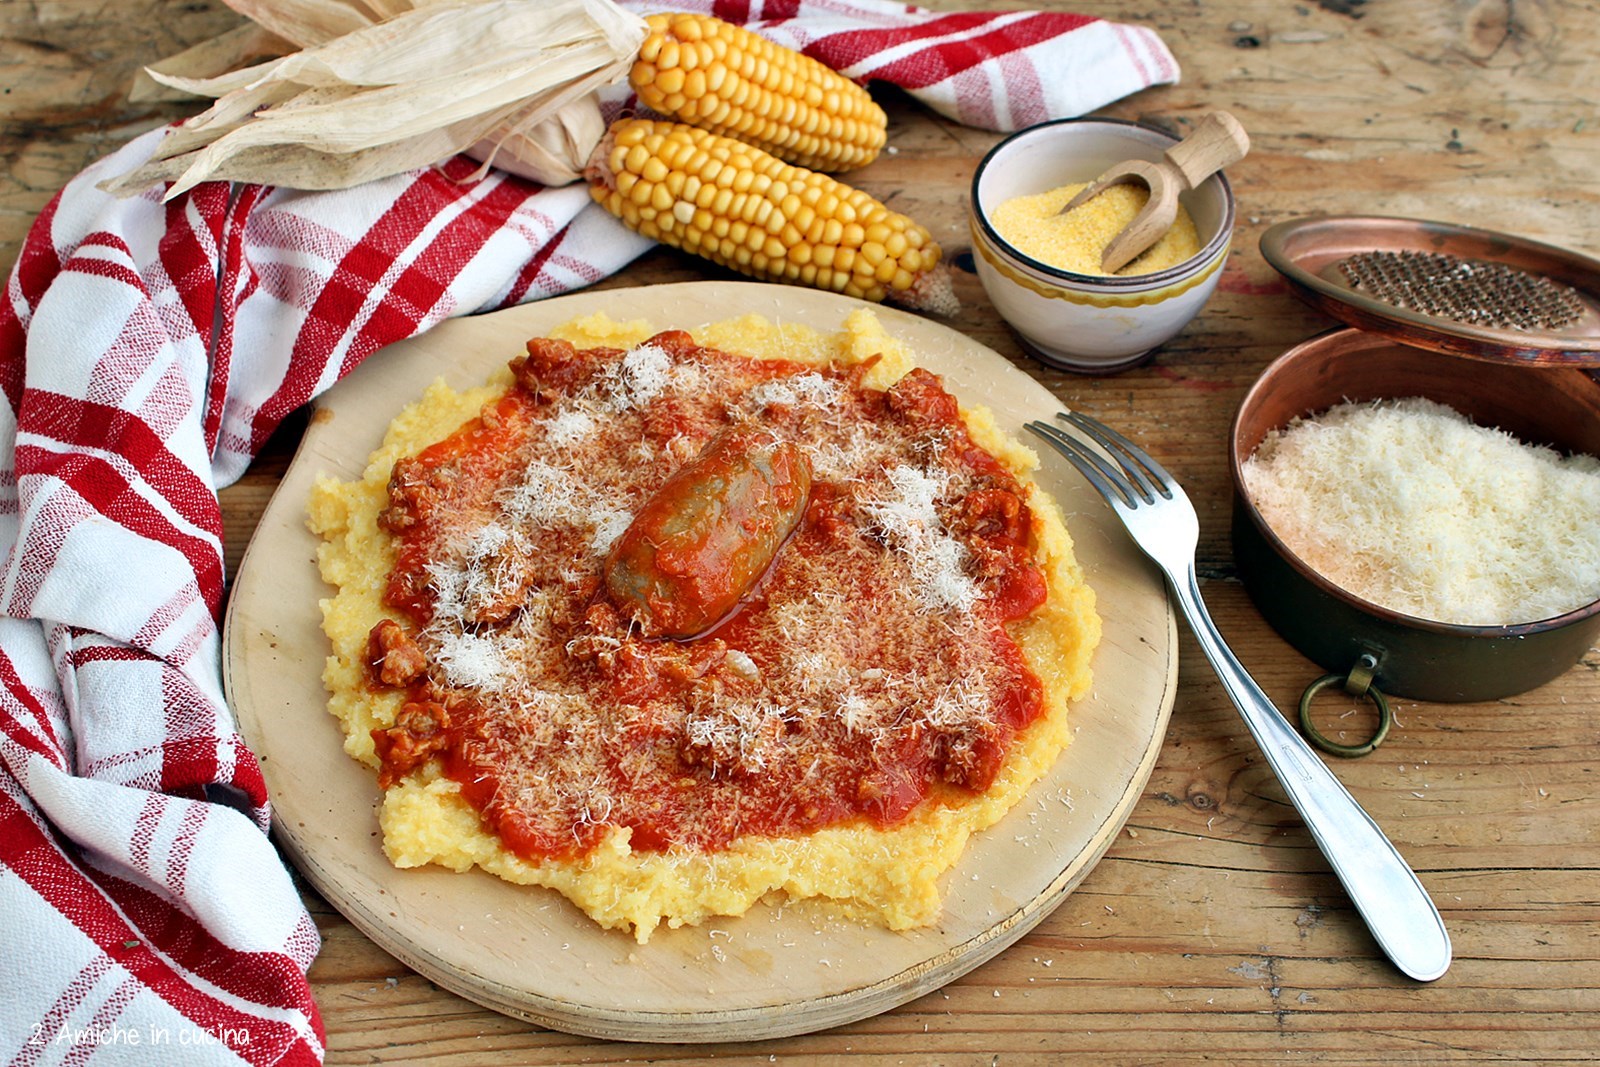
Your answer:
[1338,250,1584,332]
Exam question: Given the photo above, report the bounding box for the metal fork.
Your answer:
[1027,411,1451,983]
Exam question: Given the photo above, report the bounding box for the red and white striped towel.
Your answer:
[0,3,1175,1062]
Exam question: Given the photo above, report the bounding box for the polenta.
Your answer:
[309,309,1099,942]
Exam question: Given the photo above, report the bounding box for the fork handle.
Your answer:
[1168,562,1452,982]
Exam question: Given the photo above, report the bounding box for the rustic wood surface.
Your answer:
[4,1,1598,1063]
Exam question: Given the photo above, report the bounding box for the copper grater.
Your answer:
[1259,216,1600,366]
[1337,249,1584,332]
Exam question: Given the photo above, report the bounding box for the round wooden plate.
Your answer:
[223,281,1176,1043]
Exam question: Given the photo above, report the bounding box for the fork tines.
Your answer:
[1025,412,1172,508]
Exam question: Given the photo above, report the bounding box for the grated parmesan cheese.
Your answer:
[860,465,983,613]
[432,630,514,690]
[587,508,633,556]
[1240,397,1600,625]
[611,342,676,408]
[744,373,841,412]
[546,409,596,446]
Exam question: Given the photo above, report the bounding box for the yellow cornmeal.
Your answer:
[308,308,1101,943]
[991,182,1202,276]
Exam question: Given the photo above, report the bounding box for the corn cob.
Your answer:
[629,12,888,172]
[587,119,955,314]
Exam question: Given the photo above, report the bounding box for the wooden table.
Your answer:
[5,2,1598,1062]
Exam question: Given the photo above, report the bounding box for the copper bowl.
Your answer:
[1229,327,1600,702]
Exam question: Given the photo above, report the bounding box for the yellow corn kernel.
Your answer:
[699,97,729,125]
[674,14,704,41]
[629,13,888,172]
[653,66,686,96]
[589,119,944,308]
[640,156,669,184]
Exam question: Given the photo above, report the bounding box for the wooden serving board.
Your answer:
[223,281,1177,1043]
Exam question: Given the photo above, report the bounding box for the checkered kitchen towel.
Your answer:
[0,2,1175,1062]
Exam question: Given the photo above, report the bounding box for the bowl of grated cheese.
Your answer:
[1230,326,1600,703]
[968,117,1236,374]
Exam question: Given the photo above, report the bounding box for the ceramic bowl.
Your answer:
[969,118,1236,374]
[1230,327,1600,702]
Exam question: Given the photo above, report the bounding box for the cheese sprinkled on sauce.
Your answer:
[861,465,982,613]
[367,334,1047,862]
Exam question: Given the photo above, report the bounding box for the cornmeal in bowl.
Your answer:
[990,182,1201,276]
[309,309,1099,942]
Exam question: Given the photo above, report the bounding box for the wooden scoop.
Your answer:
[1060,111,1250,274]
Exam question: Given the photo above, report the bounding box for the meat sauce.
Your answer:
[367,331,1049,861]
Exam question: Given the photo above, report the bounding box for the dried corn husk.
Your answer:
[106,0,646,199]
[129,23,292,103]
[215,0,383,48]
[474,96,608,186]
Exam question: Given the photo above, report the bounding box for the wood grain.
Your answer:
[6,0,1600,1062]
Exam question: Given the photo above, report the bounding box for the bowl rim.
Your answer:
[1228,326,1600,638]
[970,116,1237,290]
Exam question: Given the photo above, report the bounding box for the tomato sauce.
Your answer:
[367,332,1051,861]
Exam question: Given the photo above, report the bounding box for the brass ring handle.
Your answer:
[1298,673,1393,758]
